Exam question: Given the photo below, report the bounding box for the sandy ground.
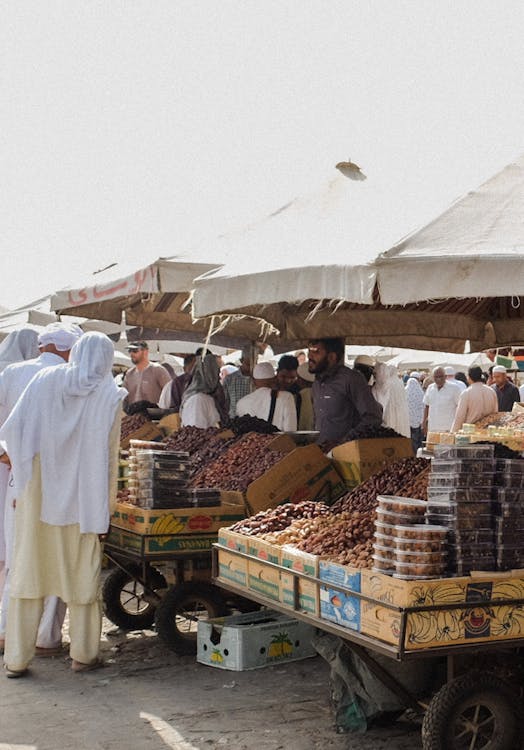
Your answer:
[0,616,423,750]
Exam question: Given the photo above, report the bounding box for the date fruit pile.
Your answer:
[229,501,329,536]
[331,457,429,514]
[191,432,286,492]
[120,413,149,442]
[229,415,279,436]
[162,426,221,454]
[294,511,375,567]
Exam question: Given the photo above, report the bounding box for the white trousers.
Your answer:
[5,597,102,671]
[0,479,66,647]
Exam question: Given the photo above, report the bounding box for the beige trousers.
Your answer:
[5,597,102,670]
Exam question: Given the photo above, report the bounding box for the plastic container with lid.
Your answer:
[427,500,493,518]
[373,532,395,548]
[428,472,494,489]
[377,495,427,515]
[373,544,396,561]
[433,444,494,460]
[371,554,395,572]
[492,487,524,504]
[495,529,524,545]
[394,560,446,577]
[393,572,442,581]
[493,501,524,519]
[448,542,496,560]
[494,472,524,489]
[394,523,448,540]
[448,528,494,545]
[426,514,493,531]
[451,558,497,575]
[495,518,524,537]
[427,486,493,504]
[376,509,420,526]
[432,458,495,474]
[497,547,524,570]
[374,520,397,537]
[495,458,524,474]
[395,549,447,565]
[395,537,445,553]
[136,464,191,479]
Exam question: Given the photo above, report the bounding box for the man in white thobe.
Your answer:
[451,366,498,432]
[236,362,297,432]
[422,367,461,434]
[1,332,125,677]
[0,322,82,655]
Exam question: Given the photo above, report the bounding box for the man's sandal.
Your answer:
[4,665,28,678]
[71,658,104,673]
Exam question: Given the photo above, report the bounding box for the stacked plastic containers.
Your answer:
[373,495,448,580]
[426,444,496,574]
[493,458,524,571]
[127,447,221,509]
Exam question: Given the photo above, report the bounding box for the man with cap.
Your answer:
[353,354,376,386]
[0,321,83,656]
[236,362,297,431]
[123,341,171,406]
[223,349,253,419]
[491,365,520,412]
[444,366,466,391]
[451,366,498,432]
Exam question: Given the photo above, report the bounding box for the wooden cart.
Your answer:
[212,543,524,750]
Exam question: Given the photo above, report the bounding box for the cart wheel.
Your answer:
[102,566,167,630]
[421,671,521,750]
[155,582,228,655]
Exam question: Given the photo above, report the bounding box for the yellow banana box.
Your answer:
[111,494,245,535]
[107,525,221,554]
[360,570,524,650]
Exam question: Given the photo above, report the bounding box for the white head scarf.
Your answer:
[0,328,39,373]
[372,362,411,437]
[0,332,126,533]
[38,322,83,351]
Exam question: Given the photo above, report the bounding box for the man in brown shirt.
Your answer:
[123,342,171,405]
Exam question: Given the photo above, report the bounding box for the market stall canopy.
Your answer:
[385,349,492,372]
[193,155,524,352]
[51,256,274,349]
[0,296,122,341]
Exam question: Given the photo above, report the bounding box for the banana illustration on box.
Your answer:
[150,514,186,545]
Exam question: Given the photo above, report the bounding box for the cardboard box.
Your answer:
[280,547,319,616]
[217,548,248,588]
[111,492,245,535]
[217,528,249,554]
[319,561,361,631]
[197,610,317,671]
[120,421,163,450]
[246,444,346,515]
[332,437,414,488]
[107,525,220,555]
[247,536,281,565]
[360,569,524,650]
[248,559,281,602]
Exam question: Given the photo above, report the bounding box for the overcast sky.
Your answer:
[2,1,524,310]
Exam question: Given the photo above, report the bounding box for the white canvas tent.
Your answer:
[385,349,492,372]
[51,256,276,349]
[193,154,524,352]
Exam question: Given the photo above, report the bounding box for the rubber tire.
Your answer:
[421,671,521,750]
[155,582,228,655]
[102,565,166,630]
